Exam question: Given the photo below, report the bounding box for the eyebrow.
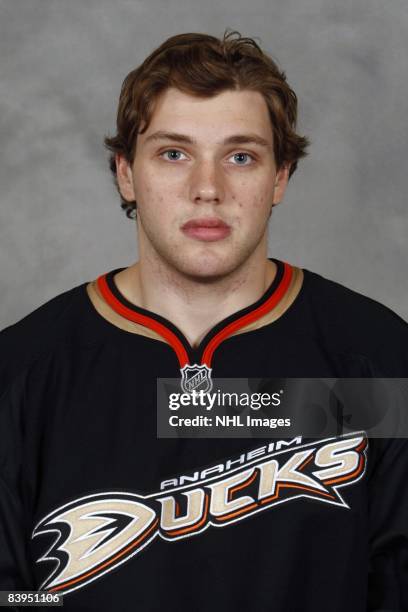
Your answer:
[143,130,272,149]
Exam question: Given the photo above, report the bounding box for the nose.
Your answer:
[189,159,225,205]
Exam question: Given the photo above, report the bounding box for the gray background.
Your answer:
[1,0,407,329]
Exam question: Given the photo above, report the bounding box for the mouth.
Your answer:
[181,217,232,242]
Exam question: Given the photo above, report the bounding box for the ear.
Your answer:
[272,162,291,206]
[115,154,136,202]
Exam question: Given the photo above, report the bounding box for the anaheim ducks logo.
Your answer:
[32,432,368,596]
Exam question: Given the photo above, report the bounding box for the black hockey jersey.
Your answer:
[0,258,407,611]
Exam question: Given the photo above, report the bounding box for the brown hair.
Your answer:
[104,29,310,218]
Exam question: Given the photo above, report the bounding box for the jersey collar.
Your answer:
[95,259,298,367]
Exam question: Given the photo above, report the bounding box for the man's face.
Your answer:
[117,87,290,279]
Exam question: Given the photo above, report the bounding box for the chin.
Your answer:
[170,248,243,281]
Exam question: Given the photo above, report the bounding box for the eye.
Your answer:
[159,149,188,162]
[228,152,256,166]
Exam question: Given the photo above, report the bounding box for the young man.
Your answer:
[1,30,407,611]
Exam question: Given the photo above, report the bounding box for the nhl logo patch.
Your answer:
[180,364,213,393]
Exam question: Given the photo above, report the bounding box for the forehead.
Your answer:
[139,87,273,144]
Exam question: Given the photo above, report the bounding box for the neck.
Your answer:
[114,252,277,348]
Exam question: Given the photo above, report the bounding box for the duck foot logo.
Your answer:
[180,364,213,393]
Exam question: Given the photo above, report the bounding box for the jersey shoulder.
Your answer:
[0,280,93,394]
[301,266,408,374]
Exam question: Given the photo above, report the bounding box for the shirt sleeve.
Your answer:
[0,377,36,601]
[367,437,408,611]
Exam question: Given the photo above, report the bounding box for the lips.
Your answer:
[182,218,230,230]
[181,217,231,242]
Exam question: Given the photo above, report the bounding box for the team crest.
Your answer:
[180,364,213,393]
[31,433,368,597]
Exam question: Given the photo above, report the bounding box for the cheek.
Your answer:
[136,186,181,228]
[133,174,165,212]
[235,194,271,213]
[134,166,181,203]
[256,194,271,210]
[233,177,273,211]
